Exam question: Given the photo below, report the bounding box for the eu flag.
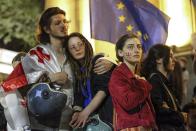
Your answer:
[90,0,170,52]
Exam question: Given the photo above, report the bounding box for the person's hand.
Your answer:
[37,72,50,82]
[49,72,68,85]
[69,110,90,128]
[162,101,170,109]
[20,97,27,107]
[69,112,80,127]
[135,74,146,80]
[181,112,188,124]
[93,57,114,74]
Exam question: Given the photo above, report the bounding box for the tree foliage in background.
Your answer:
[0,0,43,47]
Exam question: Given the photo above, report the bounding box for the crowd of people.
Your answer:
[0,6,196,131]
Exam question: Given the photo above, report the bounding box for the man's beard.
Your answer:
[50,33,67,40]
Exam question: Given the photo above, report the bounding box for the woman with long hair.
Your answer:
[65,32,114,130]
[141,44,187,131]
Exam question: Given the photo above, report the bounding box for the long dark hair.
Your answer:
[141,44,171,79]
[65,32,93,91]
[35,7,65,44]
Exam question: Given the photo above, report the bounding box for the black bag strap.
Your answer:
[149,73,177,111]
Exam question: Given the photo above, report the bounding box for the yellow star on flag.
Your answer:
[118,15,126,23]
[116,2,125,10]
[126,25,133,32]
[136,31,142,37]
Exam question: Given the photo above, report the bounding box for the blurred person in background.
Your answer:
[0,102,6,131]
[183,86,196,131]
[0,74,6,131]
[170,60,183,106]
[0,52,30,131]
[179,57,190,106]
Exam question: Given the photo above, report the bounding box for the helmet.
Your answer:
[27,83,67,118]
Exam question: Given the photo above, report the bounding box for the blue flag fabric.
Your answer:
[90,0,170,52]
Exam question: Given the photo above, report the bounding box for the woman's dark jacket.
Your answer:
[73,54,115,125]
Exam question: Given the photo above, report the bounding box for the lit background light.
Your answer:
[160,0,194,47]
